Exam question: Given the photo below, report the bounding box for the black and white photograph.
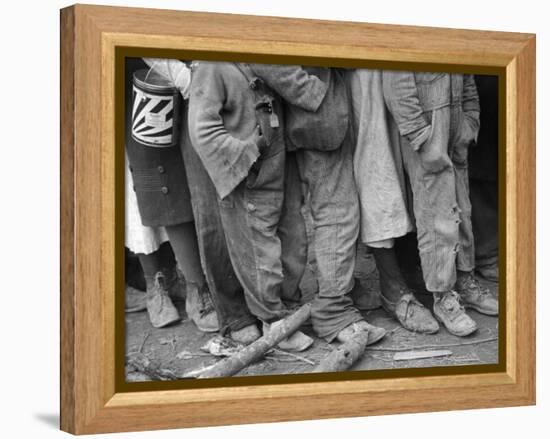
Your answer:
[123,57,499,381]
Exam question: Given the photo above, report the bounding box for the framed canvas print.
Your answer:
[60,4,536,434]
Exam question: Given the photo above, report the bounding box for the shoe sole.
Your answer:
[433,312,477,337]
[464,303,498,316]
[366,329,387,345]
[151,315,181,328]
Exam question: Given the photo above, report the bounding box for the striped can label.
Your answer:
[131,86,177,147]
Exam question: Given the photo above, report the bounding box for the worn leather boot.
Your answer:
[381,292,439,334]
[263,320,314,352]
[186,283,220,333]
[372,247,439,334]
[433,290,477,337]
[336,320,387,345]
[456,270,499,315]
[146,272,181,328]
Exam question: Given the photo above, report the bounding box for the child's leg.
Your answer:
[164,222,205,288]
[165,222,219,332]
[137,246,180,328]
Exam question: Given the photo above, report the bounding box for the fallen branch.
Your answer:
[126,354,181,381]
[198,303,312,378]
[313,329,369,373]
[366,336,497,352]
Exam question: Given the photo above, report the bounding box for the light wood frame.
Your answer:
[60,4,536,434]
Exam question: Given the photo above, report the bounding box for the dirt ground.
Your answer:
[125,243,498,381]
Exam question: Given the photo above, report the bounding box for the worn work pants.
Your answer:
[217,134,293,323]
[296,132,363,341]
[400,105,475,293]
[279,152,308,307]
[181,115,256,334]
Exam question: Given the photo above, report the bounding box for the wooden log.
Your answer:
[313,328,369,373]
[198,303,312,378]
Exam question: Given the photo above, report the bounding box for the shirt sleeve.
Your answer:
[382,70,430,151]
[250,64,328,112]
[188,63,260,199]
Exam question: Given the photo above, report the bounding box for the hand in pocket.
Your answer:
[417,111,451,173]
[452,114,476,165]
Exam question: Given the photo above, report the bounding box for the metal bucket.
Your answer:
[131,69,182,147]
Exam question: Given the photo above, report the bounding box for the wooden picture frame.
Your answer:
[60,4,536,434]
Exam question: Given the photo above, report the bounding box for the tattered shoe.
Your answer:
[186,283,220,333]
[336,320,386,345]
[433,290,477,337]
[381,291,439,334]
[456,271,498,315]
[230,324,261,345]
[263,321,313,352]
[146,272,180,328]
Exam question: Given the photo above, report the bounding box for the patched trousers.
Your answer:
[295,131,363,341]
[400,104,476,293]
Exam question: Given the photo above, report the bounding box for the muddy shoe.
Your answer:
[186,283,220,333]
[146,272,181,328]
[336,320,387,345]
[456,271,498,316]
[125,284,147,313]
[263,320,314,352]
[230,324,261,345]
[381,291,439,334]
[433,290,477,337]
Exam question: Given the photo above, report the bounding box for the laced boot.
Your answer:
[186,282,220,333]
[336,320,387,345]
[433,290,478,336]
[455,270,498,315]
[372,247,439,334]
[146,272,180,328]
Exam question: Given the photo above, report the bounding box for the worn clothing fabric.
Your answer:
[348,69,414,245]
[188,62,291,323]
[254,66,363,341]
[278,152,308,306]
[181,103,256,333]
[296,132,364,340]
[125,154,169,255]
[383,71,480,292]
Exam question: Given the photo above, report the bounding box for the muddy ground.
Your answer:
[125,243,498,381]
